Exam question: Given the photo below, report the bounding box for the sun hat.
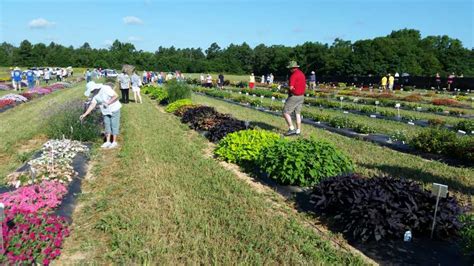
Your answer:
[84,81,101,97]
[287,61,300,69]
[311,71,315,74]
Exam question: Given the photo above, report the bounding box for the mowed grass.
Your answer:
[58,97,365,264]
[0,82,85,184]
[192,94,474,198]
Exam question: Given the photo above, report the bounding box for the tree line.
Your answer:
[0,29,472,77]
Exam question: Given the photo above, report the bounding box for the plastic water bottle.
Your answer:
[404,231,412,242]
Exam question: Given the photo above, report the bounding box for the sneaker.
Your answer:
[295,129,301,135]
[101,142,112,148]
[284,129,297,136]
[108,142,118,149]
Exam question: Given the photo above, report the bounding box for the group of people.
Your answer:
[380,73,396,90]
[117,70,143,104]
[10,67,71,91]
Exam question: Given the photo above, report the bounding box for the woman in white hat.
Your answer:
[80,81,122,149]
[309,71,316,90]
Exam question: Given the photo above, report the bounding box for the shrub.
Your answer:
[428,118,446,127]
[149,86,168,103]
[165,99,193,113]
[207,118,248,142]
[166,80,192,103]
[459,214,474,254]
[181,106,220,130]
[174,104,198,117]
[259,138,353,186]
[329,116,356,129]
[432,98,466,108]
[310,175,463,242]
[403,94,423,102]
[46,100,101,142]
[455,120,474,132]
[215,129,281,165]
[410,128,457,155]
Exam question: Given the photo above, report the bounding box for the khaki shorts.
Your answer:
[283,95,304,115]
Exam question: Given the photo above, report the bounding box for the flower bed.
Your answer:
[0,138,89,264]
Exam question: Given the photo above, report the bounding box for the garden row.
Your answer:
[222,86,474,122]
[202,87,473,134]
[144,82,473,256]
[193,87,474,165]
[0,82,75,112]
[0,97,102,264]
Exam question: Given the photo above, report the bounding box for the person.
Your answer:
[35,69,41,87]
[381,75,387,90]
[261,75,265,84]
[435,73,441,90]
[81,81,122,149]
[266,74,271,85]
[85,69,92,83]
[447,73,455,90]
[12,67,22,91]
[44,68,51,85]
[131,70,142,104]
[200,74,205,86]
[388,73,394,91]
[218,73,224,89]
[249,73,256,89]
[283,61,306,136]
[157,72,163,85]
[309,71,316,90]
[206,74,213,88]
[142,71,147,84]
[147,71,151,83]
[61,68,67,81]
[26,69,35,89]
[269,73,274,84]
[118,71,131,103]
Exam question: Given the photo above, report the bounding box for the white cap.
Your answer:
[84,81,101,97]
[311,71,315,74]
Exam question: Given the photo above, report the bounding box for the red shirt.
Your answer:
[289,69,306,96]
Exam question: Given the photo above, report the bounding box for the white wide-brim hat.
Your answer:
[84,81,101,97]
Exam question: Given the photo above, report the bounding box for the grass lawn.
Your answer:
[58,97,366,264]
[192,94,474,199]
[0,81,85,184]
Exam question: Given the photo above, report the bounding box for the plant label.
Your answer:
[271,97,275,101]
[432,183,448,198]
[370,115,376,118]
[408,122,415,126]
[375,101,379,105]
[343,111,349,114]
[395,103,401,108]
[260,95,264,99]
[458,130,466,134]
[340,97,344,101]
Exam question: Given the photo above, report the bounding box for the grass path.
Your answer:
[192,94,474,199]
[0,82,85,184]
[58,97,365,264]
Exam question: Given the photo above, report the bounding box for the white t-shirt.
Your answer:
[118,73,130,89]
[92,85,122,115]
[206,76,212,83]
[44,71,50,79]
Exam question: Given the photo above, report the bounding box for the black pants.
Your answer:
[121,89,129,103]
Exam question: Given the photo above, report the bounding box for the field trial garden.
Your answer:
[0,62,472,265]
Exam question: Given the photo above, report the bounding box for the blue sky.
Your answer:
[1,0,473,51]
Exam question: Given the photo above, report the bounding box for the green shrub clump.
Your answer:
[455,120,474,132]
[166,80,191,103]
[215,129,281,165]
[144,86,168,102]
[460,214,474,254]
[259,138,354,186]
[165,99,193,113]
[46,100,101,141]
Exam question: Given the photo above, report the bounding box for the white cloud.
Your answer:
[123,16,143,25]
[28,18,55,29]
[128,36,142,42]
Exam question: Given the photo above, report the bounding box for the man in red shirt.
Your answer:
[283,61,306,136]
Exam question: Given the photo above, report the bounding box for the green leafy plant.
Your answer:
[428,118,446,127]
[165,99,193,113]
[410,128,457,155]
[165,80,191,103]
[455,120,474,132]
[459,213,474,254]
[259,138,354,186]
[46,100,101,142]
[215,129,281,165]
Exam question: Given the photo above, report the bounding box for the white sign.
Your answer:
[370,115,376,118]
[375,101,379,105]
[395,103,401,108]
[432,183,448,198]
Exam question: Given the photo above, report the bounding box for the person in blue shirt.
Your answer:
[26,69,35,89]
[12,67,23,91]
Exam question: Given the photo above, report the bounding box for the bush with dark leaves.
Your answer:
[181,106,219,126]
[310,174,463,242]
[207,118,248,142]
